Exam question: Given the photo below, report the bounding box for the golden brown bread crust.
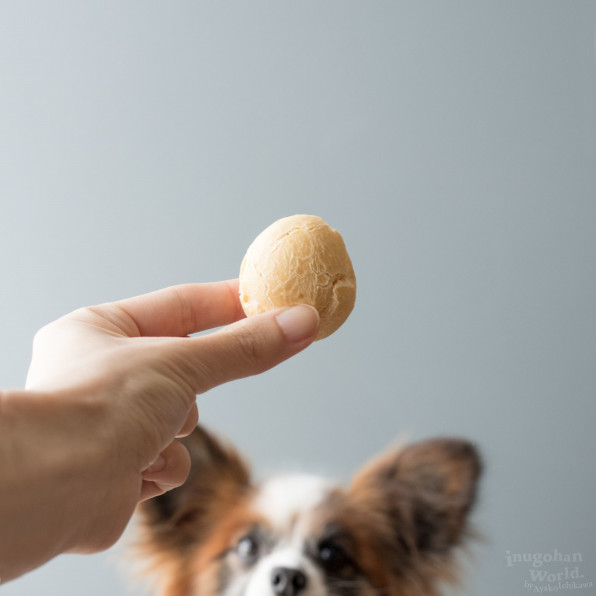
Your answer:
[239,214,356,340]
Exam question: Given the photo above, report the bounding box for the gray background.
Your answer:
[1,1,595,594]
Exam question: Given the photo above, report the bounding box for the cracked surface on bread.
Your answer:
[239,215,356,340]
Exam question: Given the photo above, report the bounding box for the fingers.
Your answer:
[176,403,198,438]
[139,440,191,502]
[114,280,244,338]
[173,304,320,395]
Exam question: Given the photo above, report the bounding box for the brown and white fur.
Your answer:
[134,425,482,596]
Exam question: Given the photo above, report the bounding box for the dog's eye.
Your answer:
[317,540,352,573]
[236,534,259,563]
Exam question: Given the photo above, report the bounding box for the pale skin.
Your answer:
[0,280,319,583]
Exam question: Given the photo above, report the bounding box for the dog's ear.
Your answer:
[349,438,481,574]
[137,424,252,551]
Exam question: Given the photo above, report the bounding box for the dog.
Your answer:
[134,425,481,596]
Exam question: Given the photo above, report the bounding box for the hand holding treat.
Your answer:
[1,278,320,582]
[239,214,356,340]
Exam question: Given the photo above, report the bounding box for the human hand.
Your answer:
[23,279,319,554]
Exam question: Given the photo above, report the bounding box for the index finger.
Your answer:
[114,279,245,337]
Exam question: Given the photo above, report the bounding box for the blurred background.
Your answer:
[1,2,595,594]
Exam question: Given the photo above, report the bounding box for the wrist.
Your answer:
[0,388,124,580]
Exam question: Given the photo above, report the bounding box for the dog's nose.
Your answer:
[270,566,308,596]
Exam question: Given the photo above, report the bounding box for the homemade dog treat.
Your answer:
[239,214,356,340]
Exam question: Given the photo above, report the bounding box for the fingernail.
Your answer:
[155,479,184,491]
[275,305,319,342]
[144,455,166,474]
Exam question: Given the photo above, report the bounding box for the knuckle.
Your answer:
[168,341,219,396]
[31,319,60,349]
[229,325,264,369]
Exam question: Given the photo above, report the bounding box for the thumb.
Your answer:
[174,304,320,395]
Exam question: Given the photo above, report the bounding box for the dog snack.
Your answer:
[239,214,356,340]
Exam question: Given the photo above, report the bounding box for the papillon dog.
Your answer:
[134,425,481,596]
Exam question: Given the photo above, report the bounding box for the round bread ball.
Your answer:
[239,214,356,340]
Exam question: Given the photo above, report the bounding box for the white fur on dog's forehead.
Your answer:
[252,474,332,530]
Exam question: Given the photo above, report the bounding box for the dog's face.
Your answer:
[135,426,481,596]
